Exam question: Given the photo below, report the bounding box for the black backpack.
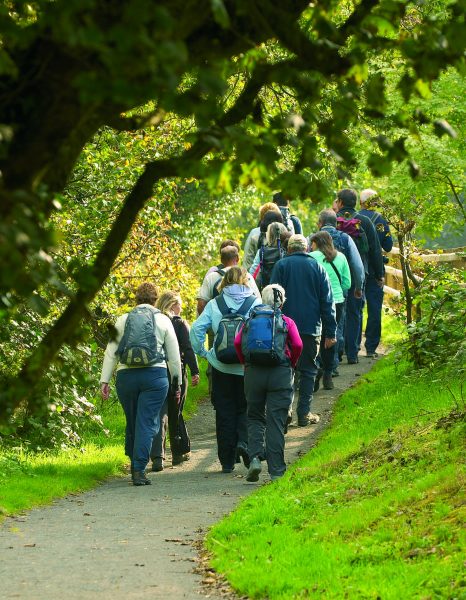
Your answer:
[278,206,295,234]
[212,267,226,298]
[213,294,256,364]
[116,306,165,366]
[257,244,286,291]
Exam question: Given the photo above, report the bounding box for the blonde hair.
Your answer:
[156,290,181,317]
[259,202,281,223]
[218,266,249,291]
[266,222,287,246]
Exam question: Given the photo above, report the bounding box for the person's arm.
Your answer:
[196,298,207,315]
[291,215,303,235]
[243,231,259,271]
[362,216,384,280]
[249,249,261,275]
[345,236,365,293]
[318,267,337,341]
[100,314,126,398]
[163,318,182,384]
[284,316,303,368]
[178,319,200,376]
[189,302,214,359]
[339,254,352,292]
[247,273,262,299]
[379,217,394,253]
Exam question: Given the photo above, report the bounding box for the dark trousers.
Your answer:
[320,302,344,372]
[296,334,319,419]
[116,367,169,472]
[244,365,293,477]
[211,367,247,469]
[150,372,188,461]
[364,276,384,353]
[344,284,364,361]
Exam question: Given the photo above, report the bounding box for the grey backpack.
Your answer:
[116,306,165,366]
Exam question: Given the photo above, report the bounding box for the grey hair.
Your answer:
[287,234,308,253]
[318,209,337,227]
[360,188,378,205]
[266,222,287,246]
[261,284,286,307]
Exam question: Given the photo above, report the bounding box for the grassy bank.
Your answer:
[0,360,209,520]
[206,355,465,599]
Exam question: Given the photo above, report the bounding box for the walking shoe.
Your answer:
[221,466,235,474]
[246,457,262,482]
[151,457,164,472]
[366,352,379,358]
[284,413,292,435]
[236,443,251,468]
[298,413,320,426]
[323,372,334,390]
[132,471,151,486]
[270,474,283,481]
[172,454,190,466]
[313,369,323,393]
[347,357,359,364]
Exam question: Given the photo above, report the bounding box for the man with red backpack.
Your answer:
[335,188,384,364]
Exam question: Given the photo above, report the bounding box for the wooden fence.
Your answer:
[383,246,466,298]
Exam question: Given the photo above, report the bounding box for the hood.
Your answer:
[223,284,255,304]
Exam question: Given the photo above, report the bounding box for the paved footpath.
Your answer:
[0,356,380,599]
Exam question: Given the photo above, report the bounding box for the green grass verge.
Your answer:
[206,355,465,599]
[0,360,209,520]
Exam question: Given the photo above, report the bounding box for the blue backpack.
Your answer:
[241,294,289,367]
[214,294,256,364]
[116,306,165,366]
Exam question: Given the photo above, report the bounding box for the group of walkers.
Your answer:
[100,188,392,485]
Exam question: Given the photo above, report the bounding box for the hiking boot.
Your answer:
[298,413,320,427]
[323,372,334,390]
[246,457,262,482]
[270,474,283,481]
[236,443,251,468]
[132,471,151,486]
[221,466,235,474]
[366,352,379,358]
[347,357,359,364]
[172,454,190,466]
[151,457,164,472]
[313,369,323,393]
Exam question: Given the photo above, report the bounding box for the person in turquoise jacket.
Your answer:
[309,230,351,390]
[190,266,261,473]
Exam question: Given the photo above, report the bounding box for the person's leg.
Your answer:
[320,303,343,388]
[296,334,319,423]
[365,276,384,354]
[345,286,364,362]
[116,370,140,465]
[336,300,346,366]
[244,366,267,461]
[132,368,169,472]
[265,366,293,477]
[150,395,168,468]
[211,367,242,470]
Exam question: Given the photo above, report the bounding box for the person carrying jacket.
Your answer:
[234,284,303,482]
[335,189,384,364]
[358,189,394,357]
[100,282,182,486]
[270,235,337,427]
[190,267,261,473]
[150,291,199,472]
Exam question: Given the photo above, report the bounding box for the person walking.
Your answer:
[335,189,384,364]
[309,231,351,390]
[100,282,182,486]
[270,235,337,426]
[190,267,261,472]
[150,291,200,472]
[243,203,282,271]
[359,189,394,357]
[234,284,303,482]
[248,222,288,291]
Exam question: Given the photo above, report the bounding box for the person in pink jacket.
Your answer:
[235,284,303,482]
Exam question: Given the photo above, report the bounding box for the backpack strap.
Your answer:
[326,259,342,284]
[215,293,230,315]
[216,293,256,316]
[237,295,256,316]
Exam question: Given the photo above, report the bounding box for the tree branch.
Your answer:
[105,109,166,132]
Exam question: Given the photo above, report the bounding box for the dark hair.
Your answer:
[260,210,283,233]
[220,239,240,252]
[337,188,357,208]
[135,282,158,305]
[310,231,337,262]
[273,192,289,207]
[220,245,239,265]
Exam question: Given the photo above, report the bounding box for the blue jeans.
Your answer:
[345,285,364,361]
[116,367,169,472]
[296,334,319,419]
[364,276,384,353]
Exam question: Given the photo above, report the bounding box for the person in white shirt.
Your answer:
[100,282,182,486]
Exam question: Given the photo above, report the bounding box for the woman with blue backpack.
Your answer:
[190,267,261,473]
[234,284,303,482]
